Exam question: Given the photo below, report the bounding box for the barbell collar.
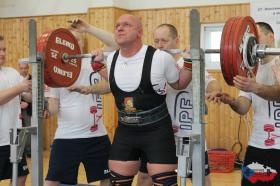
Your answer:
[242,34,257,70]
[255,44,267,58]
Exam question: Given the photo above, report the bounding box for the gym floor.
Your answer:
[0,151,242,186]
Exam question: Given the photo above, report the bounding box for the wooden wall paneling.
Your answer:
[176,8,190,49]
[199,6,211,23]
[87,7,124,51]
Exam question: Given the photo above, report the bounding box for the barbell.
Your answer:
[168,16,280,85]
[37,16,280,87]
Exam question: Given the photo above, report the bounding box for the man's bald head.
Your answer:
[118,14,142,29]
[154,24,179,50]
[115,14,143,48]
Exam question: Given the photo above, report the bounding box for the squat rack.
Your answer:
[176,9,206,186]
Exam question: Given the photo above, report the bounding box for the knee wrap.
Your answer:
[152,171,177,186]
[110,170,134,186]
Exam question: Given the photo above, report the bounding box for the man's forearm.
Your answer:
[228,96,250,115]
[0,85,23,105]
[253,84,280,101]
[89,80,111,94]
[170,69,192,90]
[229,99,244,115]
[86,25,118,51]
[47,98,59,116]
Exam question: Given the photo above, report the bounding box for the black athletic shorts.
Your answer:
[0,145,29,181]
[45,136,111,185]
[139,146,210,177]
[242,145,280,186]
[109,116,177,164]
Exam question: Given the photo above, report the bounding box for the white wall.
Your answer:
[127,0,249,10]
[0,0,97,18]
[0,0,250,18]
[250,0,280,47]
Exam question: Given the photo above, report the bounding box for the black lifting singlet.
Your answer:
[109,46,166,112]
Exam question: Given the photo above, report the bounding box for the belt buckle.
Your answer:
[121,116,143,124]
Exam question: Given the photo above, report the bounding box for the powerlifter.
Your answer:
[91,14,192,186]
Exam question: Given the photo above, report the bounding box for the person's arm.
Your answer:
[0,79,31,105]
[169,50,193,90]
[220,93,251,115]
[249,84,280,101]
[272,63,280,84]
[86,26,118,52]
[169,68,192,90]
[234,75,280,101]
[68,79,111,95]
[47,97,59,116]
[70,19,118,51]
[162,53,192,90]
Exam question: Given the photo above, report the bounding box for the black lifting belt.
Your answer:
[118,103,169,126]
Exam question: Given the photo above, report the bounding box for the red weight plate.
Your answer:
[230,17,244,80]
[220,18,233,85]
[220,17,236,85]
[37,28,81,87]
[220,18,231,85]
[221,17,240,85]
[231,16,258,80]
[224,17,241,85]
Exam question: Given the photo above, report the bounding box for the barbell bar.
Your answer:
[167,45,280,65]
[166,49,221,54]
[62,53,93,61]
[36,16,280,87]
[61,52,111,62]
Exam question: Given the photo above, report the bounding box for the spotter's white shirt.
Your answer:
[45,59,107,139]
[0,67,22,146]
[240,57,280,149]
[166,58,216,137]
